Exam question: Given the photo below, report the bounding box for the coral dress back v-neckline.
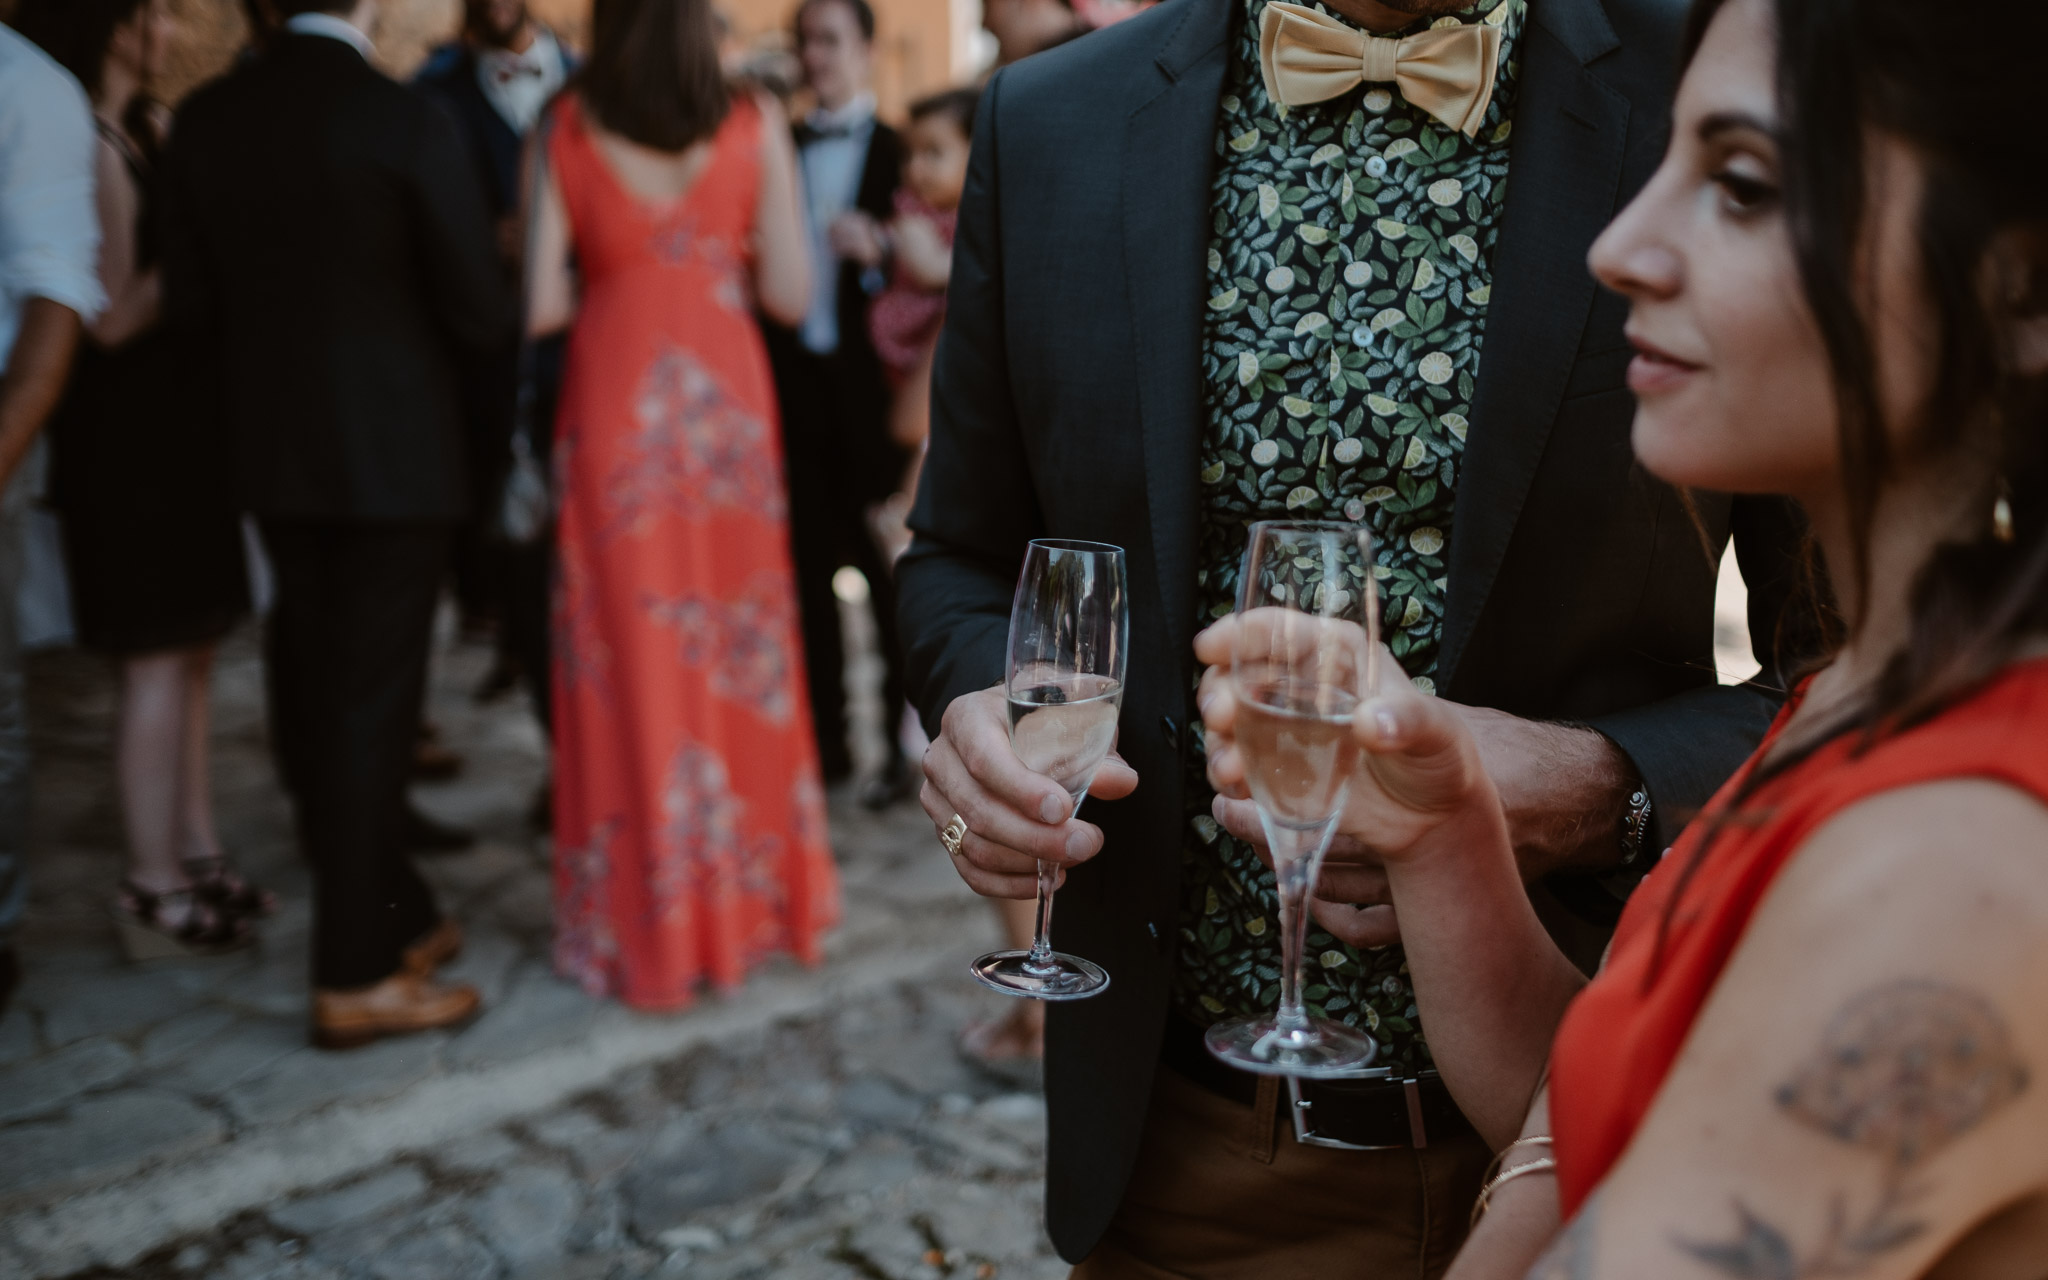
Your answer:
[571,103,718,218]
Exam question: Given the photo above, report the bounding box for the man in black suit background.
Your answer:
[415,0,568,224]
[162,0,513,1049]
[982,0,1089,66]
[415,0,571,755]
[901,0,1810,1272]
[763,0,913,808]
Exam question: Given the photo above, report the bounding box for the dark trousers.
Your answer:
[774,344,909,780]
[261,520,448,988]
[500,536,552,733]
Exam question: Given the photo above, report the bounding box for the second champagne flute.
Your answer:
[969,538,1128,1000]
[1205,519,1381,1076]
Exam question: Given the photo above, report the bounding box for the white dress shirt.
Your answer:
[477,28,567,136]
[284,11,376,60]
[796,92,877,356]
[0,24,105,378]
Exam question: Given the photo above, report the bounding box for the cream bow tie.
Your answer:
[1258,2,1503,138]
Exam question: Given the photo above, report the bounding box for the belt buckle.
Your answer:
[1286,1066,1433,1151]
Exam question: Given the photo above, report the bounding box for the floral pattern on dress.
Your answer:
[652,742,798,920]
[644,574,801,725]
[789,769,829,866]
[555,817,622,997]
[553,496,616,704]
[651,216,749,314]
[603,347,786,541]
[1175,0,1525,1072]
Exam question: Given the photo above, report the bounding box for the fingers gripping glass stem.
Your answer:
[970,540,1128,1001]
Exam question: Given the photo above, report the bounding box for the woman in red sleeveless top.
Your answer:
[1194,0,2048,1274]
[525,0,840,1009]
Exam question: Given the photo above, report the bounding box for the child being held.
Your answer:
[867,87,978,469]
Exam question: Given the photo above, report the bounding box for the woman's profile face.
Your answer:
[1590,0,1849,501]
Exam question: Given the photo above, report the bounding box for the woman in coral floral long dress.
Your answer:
[525,0,837,1009]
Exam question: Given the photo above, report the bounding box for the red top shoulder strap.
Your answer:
[1550,658,2048,1218]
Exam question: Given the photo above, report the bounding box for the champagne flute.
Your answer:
[1205,520,1381,1076]
[969,538,1128,1000]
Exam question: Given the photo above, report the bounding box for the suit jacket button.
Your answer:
[1160,716,1179,747]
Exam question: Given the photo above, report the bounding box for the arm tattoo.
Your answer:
[1528,1198,1598,1280]
[1673,980,2029,1278]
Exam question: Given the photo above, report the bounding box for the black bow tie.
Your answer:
[802,119,860,143]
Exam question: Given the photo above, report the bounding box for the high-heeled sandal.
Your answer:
[182,856,278,918]
[112,880,255,961]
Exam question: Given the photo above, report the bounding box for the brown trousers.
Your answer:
[1071,1068,1490,1280]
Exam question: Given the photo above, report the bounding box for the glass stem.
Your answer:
[1265,817,1335,1041]
[1022,790,1083,979]
[1022,859,1060,977]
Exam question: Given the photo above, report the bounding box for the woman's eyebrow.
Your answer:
[1697,109,1778,143]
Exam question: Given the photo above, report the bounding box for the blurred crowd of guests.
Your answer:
[0,0,1138,1044]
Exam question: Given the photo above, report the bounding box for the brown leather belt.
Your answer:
[1161,1012,1477,1150]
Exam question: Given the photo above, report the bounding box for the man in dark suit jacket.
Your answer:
[900,0,1810,1271]
[162,0,513,1048]
[763,0,913,804]
[413,1,567,219]
[414,0,571,743]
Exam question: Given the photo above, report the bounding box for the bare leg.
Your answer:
[175,645,224,864]
[999,894,1038,951]
[116,652,193,903]
[961,898,1046,1062]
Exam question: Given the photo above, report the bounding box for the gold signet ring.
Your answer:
[939,814,969,857]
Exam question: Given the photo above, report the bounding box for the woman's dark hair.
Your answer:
[908,86,981,139]
[1650,0,2048,975]
[578,0,729,153]
[11,0,151,100]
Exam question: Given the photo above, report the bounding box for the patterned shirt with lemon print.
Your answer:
[1176,0,1525,1071]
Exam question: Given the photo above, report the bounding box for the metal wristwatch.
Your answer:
[1619,783,1654,866]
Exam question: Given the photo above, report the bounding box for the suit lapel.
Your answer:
[1123,0,1232,660]
[856,123,900,220]
[1437,0,1630,689]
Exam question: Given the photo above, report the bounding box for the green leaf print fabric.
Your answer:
[1175,0,1525,1072]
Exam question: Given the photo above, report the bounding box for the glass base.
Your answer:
[1204,1015,1379,1078]
[970,949,1110,1001]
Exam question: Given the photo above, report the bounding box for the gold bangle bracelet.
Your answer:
[1476,1134,1554,1192]
[1469,1155,1558,1230]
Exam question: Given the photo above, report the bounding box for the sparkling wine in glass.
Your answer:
[970,539,1128,1000]
[1205,520,1382,1077]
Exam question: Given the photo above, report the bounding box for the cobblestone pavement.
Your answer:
[73,978,1062,1280]
[1,604,1055,1279]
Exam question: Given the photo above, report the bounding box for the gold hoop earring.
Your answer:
[1993,480,2016,544]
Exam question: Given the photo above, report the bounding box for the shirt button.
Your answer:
[1352,326,1373,348]
[1365,155,1389,178]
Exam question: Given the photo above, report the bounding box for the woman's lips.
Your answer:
[1626,335,1703,395]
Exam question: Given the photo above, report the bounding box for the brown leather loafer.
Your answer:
[402,918,464,976]
[312,972,481,1050]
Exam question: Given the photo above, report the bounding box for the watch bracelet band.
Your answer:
[1620,783,1653,865]
[1555,720,1653,866]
